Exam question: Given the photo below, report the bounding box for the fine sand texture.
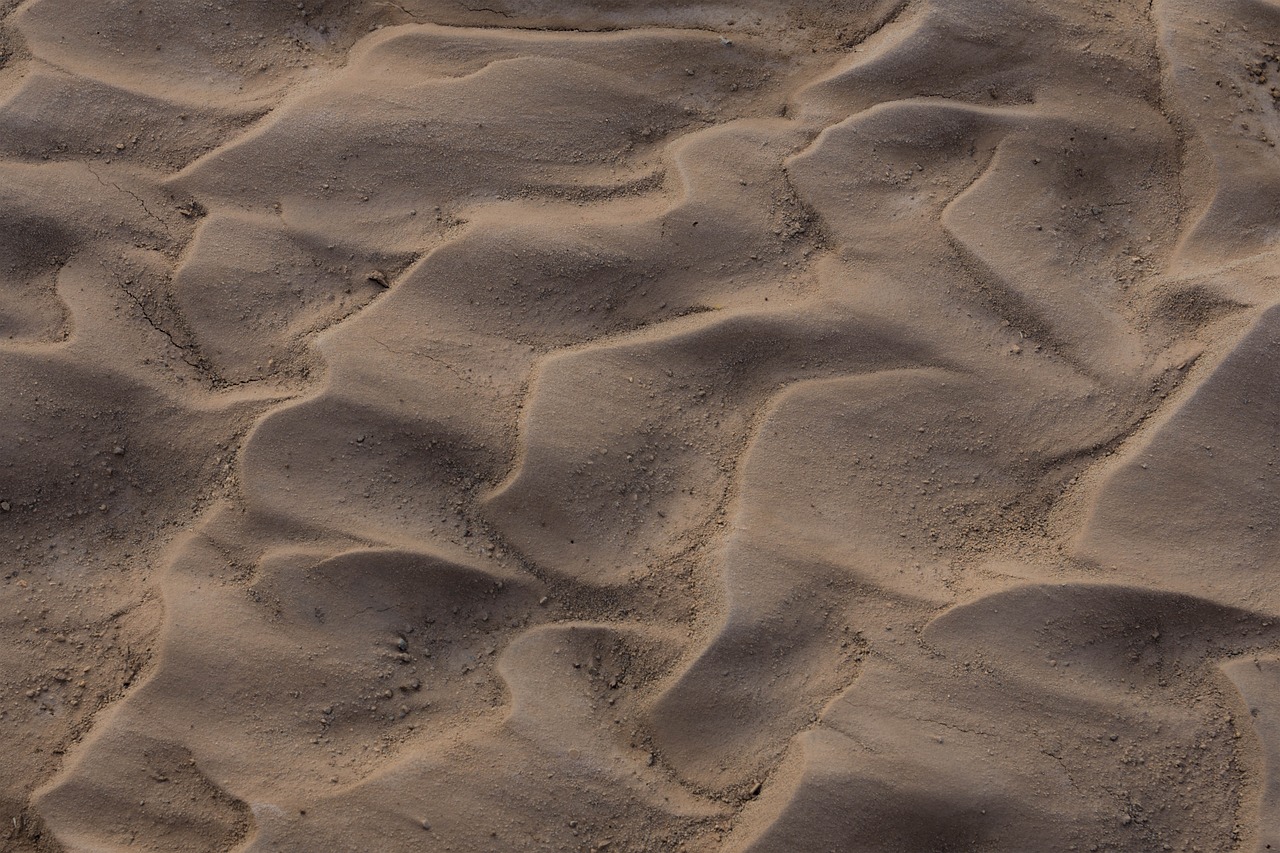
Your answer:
[2,0,1280,850]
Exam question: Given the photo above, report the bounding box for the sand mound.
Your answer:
[2,0,1280,850]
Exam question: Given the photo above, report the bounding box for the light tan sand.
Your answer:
[1,0,1279,850]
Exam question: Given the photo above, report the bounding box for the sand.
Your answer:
[0,0,1278,850]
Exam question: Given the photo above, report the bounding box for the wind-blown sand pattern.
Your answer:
[3,0,1280,850]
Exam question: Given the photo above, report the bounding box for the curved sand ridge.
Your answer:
[1,0,1279,850]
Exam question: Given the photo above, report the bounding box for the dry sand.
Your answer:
[1,0,1279,850]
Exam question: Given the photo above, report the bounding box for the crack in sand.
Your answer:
[109,273,207,374]
[455,2,514,19]
[85,163,172,238]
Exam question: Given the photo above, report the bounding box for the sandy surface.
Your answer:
[1,0,1279,850]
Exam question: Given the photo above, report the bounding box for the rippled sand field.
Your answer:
[2,1,1280,850]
